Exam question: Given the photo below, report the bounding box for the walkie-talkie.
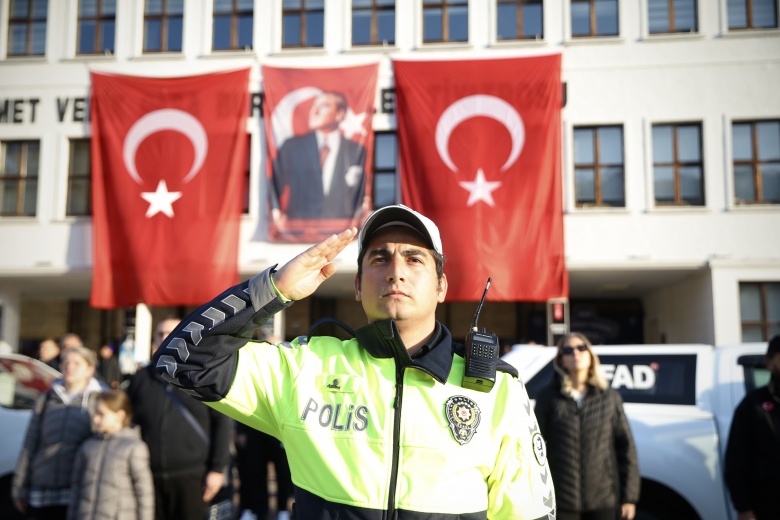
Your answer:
[462,278,499,393]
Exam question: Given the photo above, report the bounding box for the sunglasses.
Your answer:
[561,345,588,355]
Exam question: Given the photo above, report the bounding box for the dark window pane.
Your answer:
[306,12,324,46]
[102,20,115,52]
[9,26,28,55]
[352,11,371,44]
[168,18,183,51]
[448,6,468,41]
[375,134,397,168]
[599,127,622,164]
[679,166,703,202]
[732,123,753,160]
[675,0,697,31]
[424,9,443,41]
[169,0,183,13]
[575,168,596,203]
[573,129,595,164]
[104,0,116,15]
[11,0,28,17]
[23,179,37,215]
[79,21,96,53]
[754,0,778,27]
[523,3,543,38]
[677,126,701,162]
[214,0,232,14]
[283,14,301,46]
[763,163,780,202]
[571,3,591,35]
[497,4,518,40]
[374,173,396,207]
[595,0,618,35]
[308,0,324,8]
[145,19,162,50]
[31,21,46,54]
[648,0,669,33]
[601,166,624,204]
[734,165,756,201]
[80,0,97,16]
[757,121,780,161]
[768,283,780,319]
[34,0,49,17]
[377,10,395,43]
[213,16,231,49]
[740,283,761,320]
[728,0,748,28]
[654,166,675,201]
[653,126,673,163]
[238,15,253,48]
[146,0,163,15]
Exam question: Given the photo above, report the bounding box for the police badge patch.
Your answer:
[445,395,481,445]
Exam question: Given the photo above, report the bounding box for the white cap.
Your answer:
[358,204,443,257]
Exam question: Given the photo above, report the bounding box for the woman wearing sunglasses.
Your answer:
[534,332,640,520]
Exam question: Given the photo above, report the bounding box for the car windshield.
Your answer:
[0,354,60,410]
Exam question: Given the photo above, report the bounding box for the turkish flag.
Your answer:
[262,63,378,242]
[393,54,567,301]
[90,69,249,308]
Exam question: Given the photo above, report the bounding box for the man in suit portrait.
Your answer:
[270,91,367,229]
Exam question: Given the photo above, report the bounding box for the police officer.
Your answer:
[153,204,556,519]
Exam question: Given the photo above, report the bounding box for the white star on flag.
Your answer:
[459,169,502,207]
[141,180,182,218]
[339,108,368,139]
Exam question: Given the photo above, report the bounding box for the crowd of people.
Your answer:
[6,203,778,520]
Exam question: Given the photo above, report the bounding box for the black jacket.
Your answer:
[126,364,232,479]
[535,376,640,512]
[724,375,780,517]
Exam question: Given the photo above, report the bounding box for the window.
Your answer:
[213,0,253,51]
[77,0,116,54]
[1,140,39,217]
[648,0,697,33]
[373,132,397,208]
[652,123,704,205]
[573,126,624,207]
[8,0,48,56]
[733,120,780,204]
[497,0,543,40]
[144,0,183,53]
[352,0,395,46]
[423,0,468,43]
[728,0,778,29]
[571,0,619,37]
[67,139,91,216]
[740,282,780,341]
[282,0,324,48]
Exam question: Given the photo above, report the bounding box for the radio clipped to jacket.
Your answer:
[462,278,499,393]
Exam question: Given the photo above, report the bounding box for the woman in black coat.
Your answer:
[535,333,640,520]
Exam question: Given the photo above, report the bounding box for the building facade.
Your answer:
[0,0,779,359]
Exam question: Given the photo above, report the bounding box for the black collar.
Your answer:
[354,320,456,385]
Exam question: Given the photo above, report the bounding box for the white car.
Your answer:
[0,354,60,519]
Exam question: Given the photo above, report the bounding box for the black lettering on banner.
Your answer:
[28,98,39,123]
[73,97,87,122]
[0,99,9,122]
[56,98,69,122]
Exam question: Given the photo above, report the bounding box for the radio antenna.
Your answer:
[471,278,492,331]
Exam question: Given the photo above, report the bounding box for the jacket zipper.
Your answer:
[386,365,404,519]
[91,437,110,520]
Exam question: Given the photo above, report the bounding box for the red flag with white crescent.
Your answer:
[393,54,567,301]
[262,63,378,242]
[90,69,249,308]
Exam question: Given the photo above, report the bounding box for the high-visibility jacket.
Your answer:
[154,268,556,520]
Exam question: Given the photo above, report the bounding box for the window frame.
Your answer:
[740,282,780,342]
[76,0,116,55]
[351,0,396,46]
[282,0,325,49]
[0,140,40,217]
[727,0,779,30]
[422,0,469,44]
[570,0,620,38]
[651,122,705,206]
[143,0,184,53]
[7,0,48,56]
[496,0,544,41]
[212,0,254,51]
[732,120,780,205]
[647,0,699,34]
[573,125,625,208]
[66,138,92,217]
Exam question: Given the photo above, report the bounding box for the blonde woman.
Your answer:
[534,333,640,520]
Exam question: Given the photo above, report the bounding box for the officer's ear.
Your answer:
[354,274,362,301]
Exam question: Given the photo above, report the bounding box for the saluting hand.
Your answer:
[273,228,357,301]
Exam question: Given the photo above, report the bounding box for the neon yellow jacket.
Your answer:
[154,268,556,519]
